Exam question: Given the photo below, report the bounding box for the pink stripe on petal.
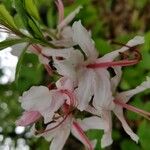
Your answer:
[55,0,64,24]
[73,121,93,150]
[16,111,41,126]
[60,89,77,107]
[114,99,150,120]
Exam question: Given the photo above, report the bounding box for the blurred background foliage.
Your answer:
[0,0,150,149]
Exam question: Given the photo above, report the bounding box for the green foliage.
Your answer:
[16,53,44,93]
[121,140,140,150]
[24,0,40,21]
[0,4,17,29]
[0,38,29,51]
[138,120,150,150]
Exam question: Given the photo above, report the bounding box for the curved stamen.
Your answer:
[73,121,93,150]
[87,44,142,69]
[35,113,70,135]
[114,99,150,120]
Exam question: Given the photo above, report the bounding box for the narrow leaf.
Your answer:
[0,4,17,29]
[24,0,40,21]
[0,38,29,51]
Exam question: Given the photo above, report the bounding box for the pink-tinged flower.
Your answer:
[18,76,77,124]
[51,4,82,48]
[34,115,106,150]
[84,76,150,148]
[42,21,144,112]
[113,77,150,142]
[57,6,82,31]
[20,77,98,150]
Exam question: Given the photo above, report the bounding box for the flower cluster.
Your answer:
[15,1,150,150]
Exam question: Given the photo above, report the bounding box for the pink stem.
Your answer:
[114,99,150,120]
[87,59,139,69]
[73,121,93,150]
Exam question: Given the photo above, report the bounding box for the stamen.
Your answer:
[73,121,93,150]
[87,59,140,68]
[114,99,150,120]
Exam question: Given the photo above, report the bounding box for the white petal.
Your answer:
[21,86,52,122]
[113,106,139,143]
[56,77,74,91]
[38,54,49,65]
[98,36,144,62]
[110,67,122,93]
[101,132,113,148]
[77,116,106,131]
[101,111,113,148]
[58,6,82,31]
[42,47,74,58]
[72,20,98,59]
[51,39,74,48]
[71,122,95,149]
[11,43,27,57]
[44,90,65,123]
[117,76,150,103]
[92,69,114,110]
[50,126,70,150]
[75,69,94,111]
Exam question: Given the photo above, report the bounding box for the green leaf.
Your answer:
[138,120,150,150]
[15,45,28,86]
[24,0,40,21]
[121,140,140,150]
[14,0,29,29]
[0,38,29,51]
[28,18,44,39]
[16,53,43,93]
[0,4,17,29]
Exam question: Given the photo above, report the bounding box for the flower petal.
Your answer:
[92,69,114,110]
[101,110,113,148]
[58,6,82,31]
[75,69,94,111]
[56,77,74,91]
[71,121,94,150]
[11,43,27,57]
[21,86,52,123]
[77,116,106,131]
[72,20,98,59]
[49,125,70,150]
[117,76,150,103]
[16,111,41,126]
[113,106,139,143]
[110,67,122,93]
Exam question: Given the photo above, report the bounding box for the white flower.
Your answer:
[43,21,144,112]
[35,115,104,150]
